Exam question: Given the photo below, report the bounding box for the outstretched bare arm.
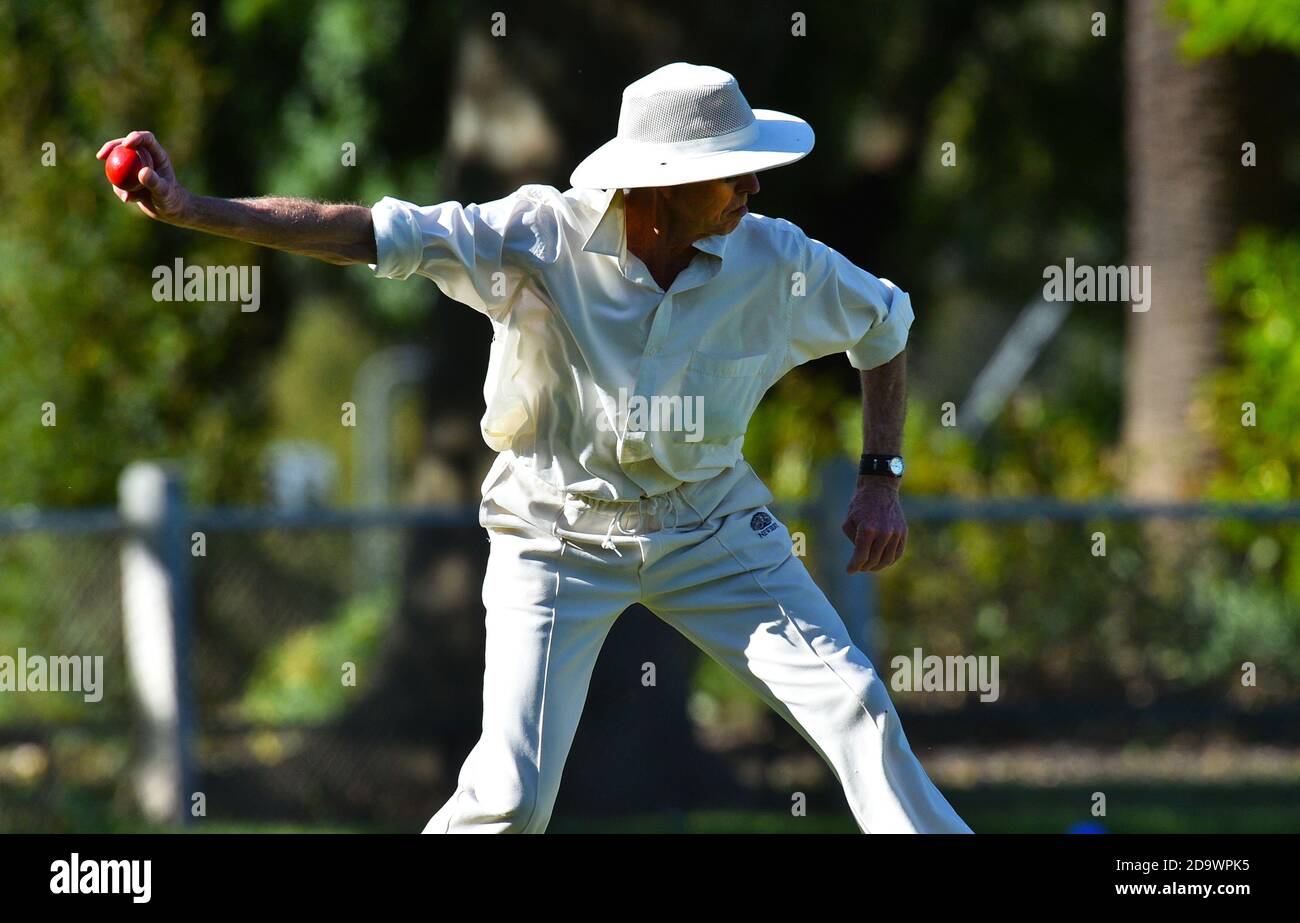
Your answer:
[97,130,376,266]
[171,195,376,266]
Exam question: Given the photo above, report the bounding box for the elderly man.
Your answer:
[99,62,972,834]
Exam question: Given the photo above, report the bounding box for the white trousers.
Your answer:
[424,463,972,834]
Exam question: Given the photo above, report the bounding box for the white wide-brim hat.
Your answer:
[570,63,815,189]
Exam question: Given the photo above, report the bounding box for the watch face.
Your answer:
[889,457,905,477]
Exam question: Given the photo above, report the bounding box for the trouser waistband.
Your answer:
[480,455,774,546]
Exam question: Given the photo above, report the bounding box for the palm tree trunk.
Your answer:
[1122,0,1233,499]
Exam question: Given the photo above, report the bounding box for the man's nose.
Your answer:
[736,173,760,195]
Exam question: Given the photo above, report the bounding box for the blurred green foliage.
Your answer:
[0,0,447,741]
[1207,231,1300,505]
[0,0,449,510]
[1194,230,1300,677]
[1170,0,1300,58]
[239,587,391,723]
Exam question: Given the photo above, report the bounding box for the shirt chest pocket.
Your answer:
[681,349,770,444]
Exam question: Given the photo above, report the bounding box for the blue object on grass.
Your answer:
[1067,820,1108,834]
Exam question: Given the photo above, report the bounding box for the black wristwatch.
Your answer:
[859,454,905,478]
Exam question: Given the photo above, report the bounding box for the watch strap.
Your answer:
[859,453,904,477]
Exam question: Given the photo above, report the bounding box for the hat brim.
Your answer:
[569,109,814,189]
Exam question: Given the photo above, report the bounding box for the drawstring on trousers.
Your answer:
[557,491,683,556]
[600,508,626,555]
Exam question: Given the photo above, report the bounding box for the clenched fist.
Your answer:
[841,478,907,573]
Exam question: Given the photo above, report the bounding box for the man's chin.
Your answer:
[718,207,747,233]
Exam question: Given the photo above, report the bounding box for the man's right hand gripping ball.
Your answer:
[97,130,188,223]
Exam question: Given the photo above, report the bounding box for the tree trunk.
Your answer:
[1122,0,1233,499]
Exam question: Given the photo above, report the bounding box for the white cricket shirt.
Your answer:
[370,185,913,502]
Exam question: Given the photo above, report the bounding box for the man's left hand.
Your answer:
[841,477,907,574]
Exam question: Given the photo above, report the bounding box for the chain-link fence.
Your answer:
[0,521,131,832]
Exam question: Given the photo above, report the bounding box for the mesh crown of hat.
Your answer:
[617,64,756,145]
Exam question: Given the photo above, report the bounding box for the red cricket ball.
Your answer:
[105,145,152,191]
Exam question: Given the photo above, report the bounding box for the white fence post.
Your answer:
[118,462,196,826]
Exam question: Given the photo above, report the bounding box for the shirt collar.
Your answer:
[581,187,626,257]
[581,187,732,263]
[692,233,730,259]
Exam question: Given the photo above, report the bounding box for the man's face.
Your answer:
[660,172,761,239]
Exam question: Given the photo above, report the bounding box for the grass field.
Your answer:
[548,784,1300,834]
[7,782,1299,833]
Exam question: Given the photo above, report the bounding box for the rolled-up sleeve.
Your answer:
[369,185,558,320]
[788,233,915,371]
[370,195,425,280]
